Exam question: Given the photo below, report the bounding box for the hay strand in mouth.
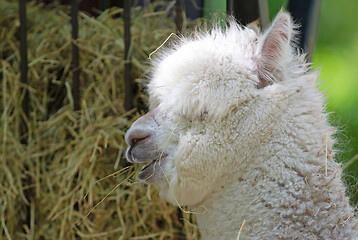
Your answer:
[83,166,132,200]
[76,167,135,226]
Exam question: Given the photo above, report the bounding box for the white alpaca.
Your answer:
[125,12,358,239]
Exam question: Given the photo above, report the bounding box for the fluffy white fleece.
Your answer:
[125,12,358,239]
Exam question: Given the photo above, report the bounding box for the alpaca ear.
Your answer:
[256,11,294,88]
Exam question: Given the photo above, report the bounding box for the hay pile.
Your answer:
[0,1,199,239]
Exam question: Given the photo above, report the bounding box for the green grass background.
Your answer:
[268,0,358,204]
[314,0,358,204]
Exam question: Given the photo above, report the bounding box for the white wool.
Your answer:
[148,23,259,121]
[134,12,358,239]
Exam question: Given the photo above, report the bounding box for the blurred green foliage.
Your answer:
[314,0,358,204]
[270,0,358,204]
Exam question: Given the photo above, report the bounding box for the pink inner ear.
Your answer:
[257,15,291,89]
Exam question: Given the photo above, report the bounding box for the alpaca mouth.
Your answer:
[125,143,167,181]
[137,154,167,181]
[126,144,162,164]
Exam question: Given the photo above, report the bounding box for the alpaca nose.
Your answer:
[125,108,159,146]
[125,109,161,163]
[125,128,152,146]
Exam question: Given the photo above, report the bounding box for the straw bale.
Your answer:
[0,1,199,239]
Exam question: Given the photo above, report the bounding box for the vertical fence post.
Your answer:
[258,0,270,30]
[175,4,184,237]
[124,0,133,111]
[19,0,33,237]
[71,0,80,111]
[175,0,183,32]
[288,0,322,61]
[227,0,269,30]
[99,0,107,11]
[176,8,184,238]
[19,0,29,143]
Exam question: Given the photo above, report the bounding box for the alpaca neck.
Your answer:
[193,81,358,239]
[194,137,358,239]
[195,177,255,240]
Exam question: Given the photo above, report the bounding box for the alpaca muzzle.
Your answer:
[125,111,161,164]
[125,109,168,182]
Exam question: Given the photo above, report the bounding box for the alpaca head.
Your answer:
[125,12,297,206]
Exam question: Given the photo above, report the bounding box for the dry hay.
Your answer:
[0,0,200,239]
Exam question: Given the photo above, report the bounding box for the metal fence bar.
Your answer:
[19,1,33,237]
[99,0,110,11]
[288,0,322,61]
[175,2,185,237]
[184,0,203,20]
[176,0,183,32]
[124,0,133,111]
[258,0,270,30]
[71,0,80,111]
[19,0,29,143]
[227,0,269,30]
